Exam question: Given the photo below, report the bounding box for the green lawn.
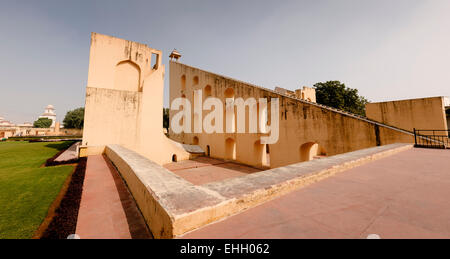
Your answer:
[0,141,75,239]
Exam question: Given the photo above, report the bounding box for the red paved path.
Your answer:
[181,148,450,239]
[75,155,151,239]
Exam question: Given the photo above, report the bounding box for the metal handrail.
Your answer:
[414,128,450,149]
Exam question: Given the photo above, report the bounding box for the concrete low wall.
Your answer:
[105,145,223,238]
[105,143,412,238]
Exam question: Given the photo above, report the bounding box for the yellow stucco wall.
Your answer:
[81,33,190,165]
[169,61,414,169]
[295,87,316,102]
[447,113,450,130]
[366,97,448,132]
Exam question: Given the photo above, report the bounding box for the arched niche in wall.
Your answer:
[180,94,186,127]
[225,138,236,160]
[181,75,186,92]
[204,85,212,97]
[299,142,327,162]
[193,136,199,145]
[224,88,235,99]
[114,60,141,92]
[193,76,199,86]
[224,87,236,133]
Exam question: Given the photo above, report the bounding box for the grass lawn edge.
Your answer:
[31,165,76,239]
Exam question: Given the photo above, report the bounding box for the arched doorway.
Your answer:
[299,142,327,162]
[253,140,270,167]
[225,138,236,160]
[193,136,199,145]
[206,145,211,157]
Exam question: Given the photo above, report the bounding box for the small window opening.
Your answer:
[151,53,159,70]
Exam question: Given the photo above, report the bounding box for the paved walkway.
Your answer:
[181,148,450,239]
[164,157,261,185]
[75,155,151,239]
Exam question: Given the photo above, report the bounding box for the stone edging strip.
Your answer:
[44,141,79,167]
[105,143,412,238]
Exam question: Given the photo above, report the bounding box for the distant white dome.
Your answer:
[39,105,57,127]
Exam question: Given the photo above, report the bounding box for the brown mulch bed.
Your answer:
[40,157,87,239]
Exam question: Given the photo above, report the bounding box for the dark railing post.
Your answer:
[413,128,417,146]
[433,130,436,148]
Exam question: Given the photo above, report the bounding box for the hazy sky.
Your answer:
[1,0,449,123]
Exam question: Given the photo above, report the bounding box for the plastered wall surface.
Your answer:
[169,61,414,169]
[81,33,190,165]
[366,97,448,132]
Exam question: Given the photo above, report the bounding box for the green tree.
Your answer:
[63,108,84,129]
[33,118,53,128]
[314,81,369,116]
[163,108,170,130]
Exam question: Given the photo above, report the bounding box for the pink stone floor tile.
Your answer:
[165,157,261,185]
[181,148,450,239]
